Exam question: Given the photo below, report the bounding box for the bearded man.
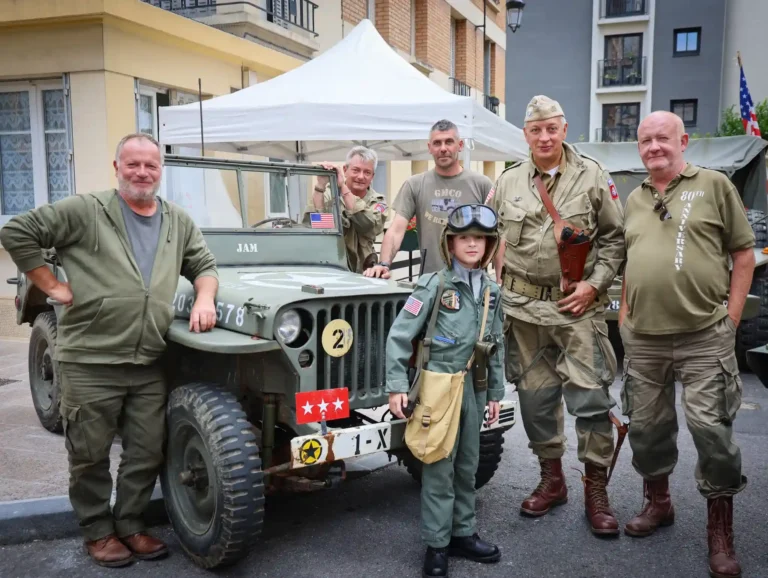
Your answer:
[0,133,218,568]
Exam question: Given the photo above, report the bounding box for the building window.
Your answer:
[136,84,170,139]
[0,82,72,222]
[602,33,644,87]
[674,27,701,56]
[600,102,640,142]
[671,99,698,127]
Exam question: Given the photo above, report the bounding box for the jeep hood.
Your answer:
[173,266,414,338]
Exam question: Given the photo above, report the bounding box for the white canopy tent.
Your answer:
[157,19,529,163]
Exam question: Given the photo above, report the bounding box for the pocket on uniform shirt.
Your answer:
[559,193,595,231]
[498,202,526,246]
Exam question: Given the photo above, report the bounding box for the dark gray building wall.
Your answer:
[504,0,593,141]
[651,0,726,135]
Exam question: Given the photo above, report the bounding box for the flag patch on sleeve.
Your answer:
[374,202,388,213]
[485,187,496,204]
[608,178,618,200]
[403,296,423,316]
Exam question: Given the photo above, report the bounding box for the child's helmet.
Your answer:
[439,204,501,269]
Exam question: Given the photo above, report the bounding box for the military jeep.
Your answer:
[9,155,517,569]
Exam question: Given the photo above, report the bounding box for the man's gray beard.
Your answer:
[118,177,160,204]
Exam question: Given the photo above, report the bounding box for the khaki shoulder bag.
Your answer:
[404,273,492,464]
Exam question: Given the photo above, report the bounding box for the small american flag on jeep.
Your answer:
[310,213,334,229]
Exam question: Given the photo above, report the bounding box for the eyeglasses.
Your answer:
[447,204,499,232]
[653,198,671,221]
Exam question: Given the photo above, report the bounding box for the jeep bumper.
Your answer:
[289,399,517,470]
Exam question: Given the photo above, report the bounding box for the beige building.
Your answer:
[0,0,302,337]
[0,0,514,337]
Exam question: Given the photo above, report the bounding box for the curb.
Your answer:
[0,453,394,546]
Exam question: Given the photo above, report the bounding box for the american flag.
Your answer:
[310,213,335,229]
[739,64,762,137]
[403,296,423,316]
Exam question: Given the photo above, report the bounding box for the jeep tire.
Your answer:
[736,210,768,369]
[28,311,62,434]
[402,429,505,490]
[161,383,264,569]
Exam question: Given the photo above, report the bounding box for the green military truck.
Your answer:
[7,155,517,570]
[572,135,768,366]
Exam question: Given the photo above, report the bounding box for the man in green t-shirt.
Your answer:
[363,119,492,278]
[618,111,755,578]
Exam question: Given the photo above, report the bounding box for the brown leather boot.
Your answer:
[120,532,169,560]
[707,497,741,578]
[624,477,675,537]
[84,534,134,567]
[520,457,568,517]
[583,463,619,536]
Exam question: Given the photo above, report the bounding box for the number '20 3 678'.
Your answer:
[172,293,246,327]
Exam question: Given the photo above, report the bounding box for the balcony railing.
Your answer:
[600,0,647,18]
[598,56,646,87]
[451,78,471,97]
[142,0,318,36]
[596,126,638,142]
[484,95,499,115]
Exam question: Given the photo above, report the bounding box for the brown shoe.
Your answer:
[624,477,675,537]
[120,532,169,560]
[707,497,741,578]
[84,534,134,567]
[583,463,619,536]
[520,458,568,517]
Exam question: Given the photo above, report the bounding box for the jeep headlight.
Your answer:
[277,309,301,344]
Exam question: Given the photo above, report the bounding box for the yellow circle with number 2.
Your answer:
[321,319,354,357]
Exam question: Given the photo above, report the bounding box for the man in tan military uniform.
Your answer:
[487,96,625,535]
[308,146,389,273]
[619,111,754,578]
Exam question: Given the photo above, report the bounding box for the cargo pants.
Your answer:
[619,317,747,498]
[505,315,617,467]
[421,376,487,548]
[59,362,167,541]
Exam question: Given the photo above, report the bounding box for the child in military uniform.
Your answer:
[385,204,505,578]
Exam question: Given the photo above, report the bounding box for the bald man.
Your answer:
[618,111,754,578]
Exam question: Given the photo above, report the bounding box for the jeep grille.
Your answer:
[316,298,406,404]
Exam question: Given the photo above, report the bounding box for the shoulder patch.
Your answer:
[607,177,619,200]
[403,295,424,316]
[484,186,496,204]
[373,202,388,213]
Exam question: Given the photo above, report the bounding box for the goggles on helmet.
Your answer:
[446,204,499,233]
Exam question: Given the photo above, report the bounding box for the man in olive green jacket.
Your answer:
[0,133,218,567]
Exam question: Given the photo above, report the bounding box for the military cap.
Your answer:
[524,95,565,123]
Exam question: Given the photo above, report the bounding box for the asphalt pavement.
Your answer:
[2,374,768,578]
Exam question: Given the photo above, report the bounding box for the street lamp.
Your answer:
[506,0,525,33]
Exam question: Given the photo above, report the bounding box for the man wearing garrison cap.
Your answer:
[486,95,626,535]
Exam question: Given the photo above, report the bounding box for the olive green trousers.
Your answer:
[59,362,167,541]
[421,378,487,548]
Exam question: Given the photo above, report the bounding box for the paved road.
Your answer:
[2,374,768,578]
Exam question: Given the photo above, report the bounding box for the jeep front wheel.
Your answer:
[28,311,62,433]
[161,383,264,569]
[402,429,506,490]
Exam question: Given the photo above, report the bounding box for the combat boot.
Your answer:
[583,463,619,536]
[624,477,675,537]
[707,496,741,578]
[448,533,501,563]
[423,546,448,578]
[520,457,568,517]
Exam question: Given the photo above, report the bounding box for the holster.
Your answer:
[533,175,592,284]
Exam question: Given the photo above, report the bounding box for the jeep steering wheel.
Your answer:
[250,217,304,229]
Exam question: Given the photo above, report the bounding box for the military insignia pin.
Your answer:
[441,290,460,310]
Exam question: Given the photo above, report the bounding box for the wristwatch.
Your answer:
[379,261,391,269]
[313,186,325,193]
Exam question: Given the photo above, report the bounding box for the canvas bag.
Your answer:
[404,272,491,464]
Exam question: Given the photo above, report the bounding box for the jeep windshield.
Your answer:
[157,155,342,234]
